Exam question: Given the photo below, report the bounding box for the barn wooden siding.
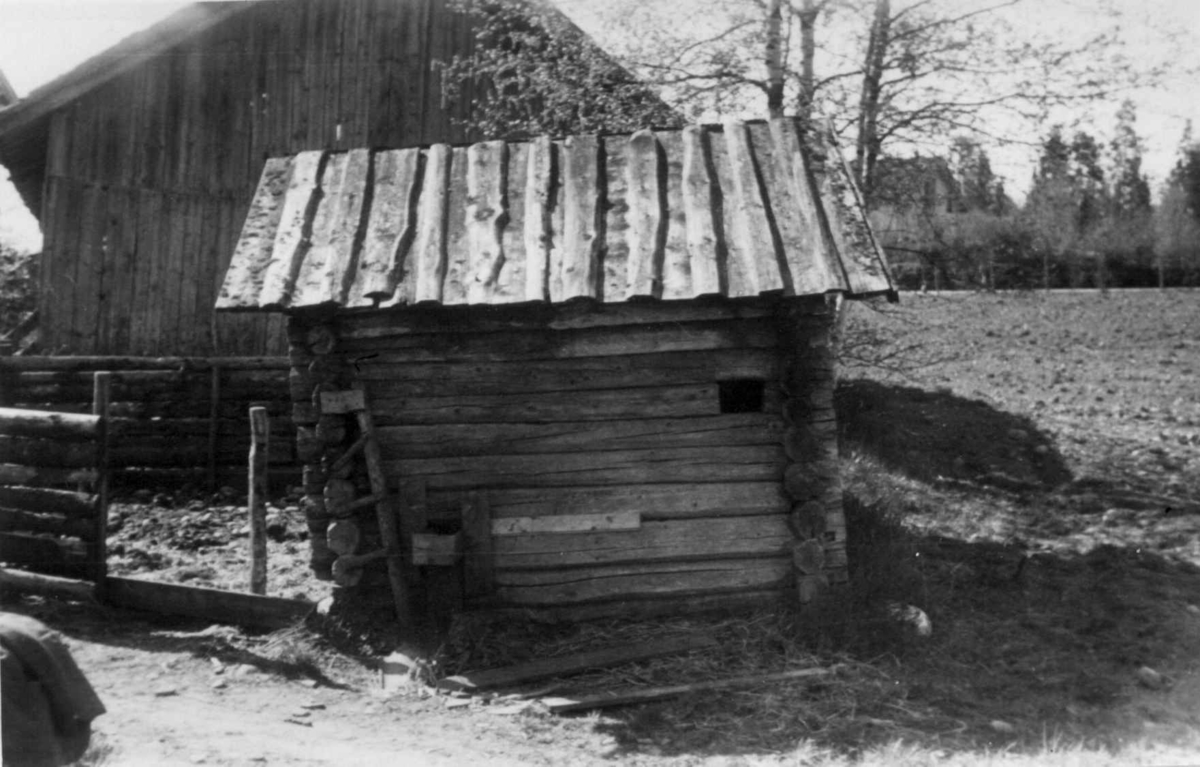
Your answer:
[287,297,844,617]
[2,0,483,356]
[217,118,894,313]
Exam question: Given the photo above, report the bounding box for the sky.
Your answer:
[1,0,1199,252]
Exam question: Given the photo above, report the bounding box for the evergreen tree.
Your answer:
[1109,100,1152,218]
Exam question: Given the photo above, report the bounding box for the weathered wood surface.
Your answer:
[337,294,823,337]
[541,666,834,713]
[0,464,98,487]
[492,511,641,537]
[292,147,370,306]
[462,492,494,598]
[104,576,312,629]
[217,157,293,310]
[248,407,269,594]
[0,437,96,468]
[0,567,96,602]
[480,481,789,521]
[0,508,93,539]
[387,445,787,491]
[376,414,787,459]
[258,150,324,308]
[495,557,790,605]
[0,408,102,440]
[339,318,782,362]
[353,147,421,302]
[0,486,96,519]
[218,119,893,313]
[356,353,803,400]
[441,634,718,692]
[493,515,792,569]
[370,385,729,425]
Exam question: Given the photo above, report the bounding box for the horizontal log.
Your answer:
[0,357,290,372]
[337,318,781,363]
[0,532,86,573]
[444,482,791,521]
[387,445,786,490]
[493,515,792,569]
[494,557,790,605]
[0,508,94,539]
[104,577,313,629]
[441,634,718,692]
[0,408,102,440]
[376,414,791,459]
[542,667,834,713]
[0,486,96,519]
[493,511,641,537]
[15,370,186,386]
[0,436,96,468]
[470,589,785,623]
[338,296,826,337]
[371,384,731,425]
[0,464,98,487]
[355,348,784,396]
[0,566,96,601]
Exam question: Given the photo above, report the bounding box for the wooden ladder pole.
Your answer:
[351,384,411,625]
[248,406,269,595]
[92,371,111,595]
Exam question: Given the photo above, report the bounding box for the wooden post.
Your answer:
[207,365,221,492]
[91,372,111,593]
[248,406,269,595]
[352,390,412,625]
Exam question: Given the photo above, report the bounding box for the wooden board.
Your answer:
[0,486,96,519]
[104,576,313,629]
[386,444,786,491]
[0,508,94,539]
[375,413,786,459]
[624,129,664,299]
[492,515,792,569]
[441,634,717,692]
[465,140,508,304]
[352,147,422,303]
[411,144,452,303]
[480,481,789,521]
[495,557,790,605]
[258,151,325,307]
[0,408,102,440]
[492,511,641,537]
[557,135,602,301]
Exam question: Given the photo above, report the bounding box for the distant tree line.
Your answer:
[877,101,1200,292]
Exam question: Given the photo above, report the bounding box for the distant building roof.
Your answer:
[216,118,895,312]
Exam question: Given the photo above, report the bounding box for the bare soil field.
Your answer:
[5,289,1200,766]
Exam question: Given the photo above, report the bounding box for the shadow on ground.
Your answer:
[835,378,1073,494]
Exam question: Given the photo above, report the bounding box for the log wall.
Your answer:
[34,0,480,356]
[0,357,295,490]
[287,297,847,619]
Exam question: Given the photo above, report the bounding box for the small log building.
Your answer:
[217,117,895,619]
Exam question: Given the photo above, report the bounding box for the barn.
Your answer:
[0,0,602,357]
[216,117,896,620]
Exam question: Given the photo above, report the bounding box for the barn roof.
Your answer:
[216,118,895,312]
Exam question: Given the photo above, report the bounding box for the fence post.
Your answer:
[208,365,222,493]
[249,406,269,595]
[92,372,112,594]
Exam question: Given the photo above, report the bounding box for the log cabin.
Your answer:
[0,0,630,357]
[215,117,896,620]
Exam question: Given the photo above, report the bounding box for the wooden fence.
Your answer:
[0,357,296,491]
[0,375,111,584]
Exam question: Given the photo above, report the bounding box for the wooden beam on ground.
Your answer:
[439,633,718,692]
[104,577,313,629]
[0,567,96,602]
[540,666,836,713]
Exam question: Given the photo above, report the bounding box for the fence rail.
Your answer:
[0,357,295,491]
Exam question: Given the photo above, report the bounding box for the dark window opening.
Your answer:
[719,379,765,414]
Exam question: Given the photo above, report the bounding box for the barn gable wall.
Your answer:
[34,0,481,356]
[288,297,845,619]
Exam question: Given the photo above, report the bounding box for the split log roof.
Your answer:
[216,118,895,312]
